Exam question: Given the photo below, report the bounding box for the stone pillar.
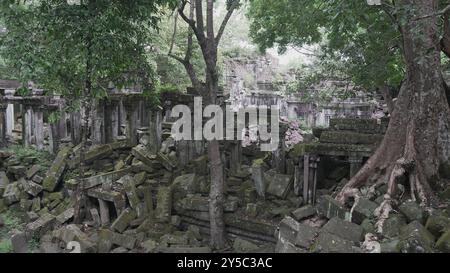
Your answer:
[230,141,242,175]
[33,106,44,150]
[70,111,82,145]
[294,158,304,196]
[6,104,14,137]
[123,100,139,146]
[349,155,363,178]
[303,155,320,205]
[92,99,105,145]
[22,105,34,147]
[0,104,7,147]
[104,100,119,143]
[147,109,162,153]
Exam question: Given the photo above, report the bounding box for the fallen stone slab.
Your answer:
[316,195,351,221]
[81,167,135,190]
[11,231,28,253]
[399,200,424,224]
[425,213,450,238]
[131,145,155,167]
[233,238,259,253]
[56,208,75,225]
[111,208,137,233]
[156,152,176,171]
[22,180,43,197]
[8,165,26,176]
[179,195,238,213]
[86,188,126,214]
[312,232,356,253]
[172,174,198,196]
[155,186,172,223]
[2,181,21,205]
[436,230,450,253]
[266,173,293,199]
[322,217,364,243]
[397,221,435,253]
[351,198,378,224]
[26,165,40,179]
[25,213,56,239]
[291,205,316,221]
[122,175,140,209]
[98,229,137,250]
[43,146,72,192]
[57,224,96,253]
[382,214,407,239]
[157,246,212,253]
[0,171,9,195]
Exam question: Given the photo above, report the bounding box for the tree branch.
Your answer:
[413,4,450,21]
[215,0,240,44]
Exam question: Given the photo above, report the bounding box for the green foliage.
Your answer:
[0,0,175,106]
[6,145,52,168]
[0,239,12,253]
[247,0,405,90]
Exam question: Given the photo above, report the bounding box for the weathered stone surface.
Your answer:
[0,171,9,195]
[320,130,383,145]
[291,205,316,221]
[380,239,400,253]
[122,175,140,209]
[382,214,407,238]
[360,219,376,234]
[26,165,40,179]
[312,232,355,253]
[156,152,176,171]
[276,242,306,253]
[266,173,293,199]
[100,229,137,249]
[172,174,197,196]
[25,213,56,238]
[2,181,20,205]
[8,165,26,176]
[436,230,450,253]
[294,224,319,249]
[111,209,136,233]
[251,159,266,198]
[0,199,6,213]
[11,231,28,253]
[43,146,72,192]
[157,246,212,253]
[134,172,147,186]
[40,242,61,253]
[23,180,43,197]
[97,229,113,253]
[316,195,350,221]
[322,217,364,243]
[425,213,450,238]
[58,224,96,253]
[399,200,424,224]
[85,145,113,163]
[351,198,378,224]
[131,145,155,167]
[56,208,74,224]
[32,175,44,184]
[155,186,172,222]
[141,239,158,253]
[179,195,238,213]
[0,215,4,227]
[233,238,259,253]
[278,216,301,243]
[192,155,207,175]
[397,221,435,253]
[82,167,134,189]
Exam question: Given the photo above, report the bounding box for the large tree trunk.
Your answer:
[337,0,450,231]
